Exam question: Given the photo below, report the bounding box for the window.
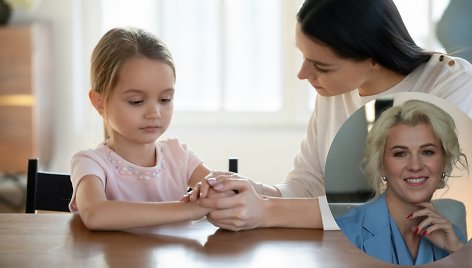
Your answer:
[394,0,450,51]
[100,0,307,127]
[98,0,450,127]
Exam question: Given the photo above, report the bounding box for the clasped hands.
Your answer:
[181,172,267,231]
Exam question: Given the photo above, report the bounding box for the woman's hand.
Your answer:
[198,175,268,231]
[409,202,465,253]
[181,171,234,202]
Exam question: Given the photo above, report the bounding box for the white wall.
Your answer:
[9,0,308,186]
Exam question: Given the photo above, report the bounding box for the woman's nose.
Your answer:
[297,59,314,80]
[407,154,423,171]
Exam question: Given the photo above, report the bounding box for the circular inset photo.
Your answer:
[326,92,472,265]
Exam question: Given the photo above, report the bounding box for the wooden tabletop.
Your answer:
[0,214,470,268]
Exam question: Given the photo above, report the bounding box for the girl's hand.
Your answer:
[181,171,234,202]
[199,176,266,231]
[187,201,214,221]
[409,202,465,253]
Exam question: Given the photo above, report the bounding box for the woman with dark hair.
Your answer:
[187,0,472,232]
[336,100,468,265]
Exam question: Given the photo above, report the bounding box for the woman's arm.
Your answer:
[75,175,212,230]
[199,178,323,231]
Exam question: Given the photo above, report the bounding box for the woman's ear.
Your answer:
[89,90,105,115]
[369,58,381,71]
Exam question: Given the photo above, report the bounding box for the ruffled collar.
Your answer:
[103,144,164,180]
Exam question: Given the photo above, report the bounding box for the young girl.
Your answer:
[69,27,212,230]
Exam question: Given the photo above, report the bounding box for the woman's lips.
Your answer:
[404,176,428,186]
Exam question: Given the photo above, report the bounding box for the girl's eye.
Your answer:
[128,100,143,105]
[160,97,173,103]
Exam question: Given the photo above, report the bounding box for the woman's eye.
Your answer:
[393,151,406,157]
[422,150,435,156]
[314,64,328,73]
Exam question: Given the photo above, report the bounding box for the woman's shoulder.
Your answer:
[407,53,472,104]
[335,203,369,231]
[422,53,472,76]
[336,196,387,231]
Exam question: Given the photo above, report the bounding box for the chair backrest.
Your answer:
[432,198,468,238]
[25,159,73,213]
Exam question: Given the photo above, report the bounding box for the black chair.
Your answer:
[25,159,73,213]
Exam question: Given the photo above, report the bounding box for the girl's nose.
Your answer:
[145,105,161,119]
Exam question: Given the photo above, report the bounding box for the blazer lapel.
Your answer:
[361,195,395,263]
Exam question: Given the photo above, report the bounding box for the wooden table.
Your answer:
[0,214,471,268]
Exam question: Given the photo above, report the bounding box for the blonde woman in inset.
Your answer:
[336,100,468,265]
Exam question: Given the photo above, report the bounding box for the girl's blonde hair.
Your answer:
[90,27,175,139]
[361,100,468,196]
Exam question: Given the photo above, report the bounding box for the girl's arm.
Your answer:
[188,163,212,188]
[75,174,212,230]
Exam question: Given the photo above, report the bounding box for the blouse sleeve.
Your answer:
[274,106,325,198]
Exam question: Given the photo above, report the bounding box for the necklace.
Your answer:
[106,146,164,180]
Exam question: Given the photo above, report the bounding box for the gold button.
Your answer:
[448,60,455,67]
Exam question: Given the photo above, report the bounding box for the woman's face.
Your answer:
[383,123,445,205]
[295,23,376,97]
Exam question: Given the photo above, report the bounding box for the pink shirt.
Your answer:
[69,138,203,212]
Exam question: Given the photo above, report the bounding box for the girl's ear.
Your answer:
[89,90,105,115]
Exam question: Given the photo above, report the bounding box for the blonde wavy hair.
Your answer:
[361,100,468,196]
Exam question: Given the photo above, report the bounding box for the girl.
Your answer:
[69,27,212,230]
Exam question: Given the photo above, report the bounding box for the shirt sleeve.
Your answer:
[274,107,325,198]
[421,55,472,118]
[69,151,106,212]
[162,138,204,183]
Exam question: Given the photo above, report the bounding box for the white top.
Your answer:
[69,138,203,212]
[273,54,472,229]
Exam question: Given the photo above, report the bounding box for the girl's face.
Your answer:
[295,23,376,97]
[383,123,445,206]
[105,57,175,146]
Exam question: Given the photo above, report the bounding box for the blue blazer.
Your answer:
[336,194,466,265]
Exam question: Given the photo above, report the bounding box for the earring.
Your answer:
[381,176,388,183]
[438,172,447,189]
